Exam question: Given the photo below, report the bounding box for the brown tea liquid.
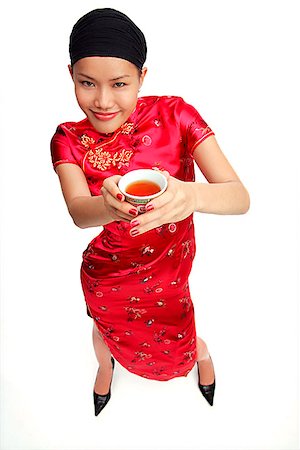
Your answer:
[125,180,161,196]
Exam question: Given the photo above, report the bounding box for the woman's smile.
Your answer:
[92,111,120,121]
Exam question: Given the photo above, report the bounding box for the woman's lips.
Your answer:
[92,111,119,121]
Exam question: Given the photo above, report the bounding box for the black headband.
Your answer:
[69,8,147,69]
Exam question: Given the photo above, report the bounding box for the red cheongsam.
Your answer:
[51,96,214,381]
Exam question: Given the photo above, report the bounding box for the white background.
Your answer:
[0,1,299,449]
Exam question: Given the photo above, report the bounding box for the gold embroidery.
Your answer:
[87,149,112,171]
[112,148,134,169]
[85,148,133,171]
[81,123,135,171]
[81,134,96,148]
[121,122,135,134]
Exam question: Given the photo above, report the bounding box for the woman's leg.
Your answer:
[196,336,215,385]
[92,322,114,395]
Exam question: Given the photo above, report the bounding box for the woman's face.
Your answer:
[70,57,147,133]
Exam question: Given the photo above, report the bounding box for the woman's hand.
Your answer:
[129,171,198,236]
[101,175,140,222]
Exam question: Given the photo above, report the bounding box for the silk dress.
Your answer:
[51,96,214,381]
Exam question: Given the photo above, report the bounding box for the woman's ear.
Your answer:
[68,64,73,79]
[139,67,148,89]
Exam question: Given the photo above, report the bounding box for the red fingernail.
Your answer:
[130,229,139,237]
[130,219,140,227]
[129,208,138,216]
[117,193,123,201]
[146,203,154,211]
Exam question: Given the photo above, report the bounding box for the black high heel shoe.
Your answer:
[197,354,216,406]
[93,356,115,416]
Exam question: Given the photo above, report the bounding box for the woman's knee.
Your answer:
[93,322,104,341]
[197,336,207,347]
[196,336,209,358]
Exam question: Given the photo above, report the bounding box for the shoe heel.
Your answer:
[197,354,216,406]
[93,355,115,416]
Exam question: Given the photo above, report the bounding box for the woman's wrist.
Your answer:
[189,181,250,215]
[69,195,114,228]
[182,182,202,214]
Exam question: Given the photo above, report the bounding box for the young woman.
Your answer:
[51,8,250,416]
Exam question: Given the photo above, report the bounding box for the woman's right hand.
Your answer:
[101,175,139,222]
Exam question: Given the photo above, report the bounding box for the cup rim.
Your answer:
[118,169,168,200]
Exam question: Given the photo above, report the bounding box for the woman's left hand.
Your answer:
[129,171,198,236]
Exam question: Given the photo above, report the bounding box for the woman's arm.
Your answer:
[55,164,136,228]
[124,136,250,235]
[191,135,250,214]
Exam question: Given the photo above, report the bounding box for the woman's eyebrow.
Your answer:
[76,73,131,81]
[110,74,131,81]
[76,73,96,81]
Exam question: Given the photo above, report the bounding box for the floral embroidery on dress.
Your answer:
[103,326,115,339]
[96,291,104,298]
[167,245,176,257]
[190,123,214,152]
[179,296,192,314]
[81,134,96,148]
[128,296,140,303]
[125,306,147,321]
[168,223,177,233]
[183,350,195,362]
[170,277,181,287]
[86,147,133,171]
[140,274,153,284]
[152,162,166,171]
[121,122,135,134]
[177,331,186,339]
[81,123,136,171]
[110,254,120,262]
[182,154,194,179]
[131,262,152,275]
[194,125,212,136]
[153,328,167,343]
[85,278,100,293]
[153,367,167,377]
[182,240,192,259]
[133,351,152,362]
[144,281,163,294]
[142,135,152,146]
[179,297,192,319]
[145,318,155,327]
[112,286,121,292]
[141,245,155,256]
[156,299,166,307]
[155,287,163,293]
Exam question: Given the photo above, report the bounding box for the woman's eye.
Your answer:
[81,81,95,87]
[114,82,126,88]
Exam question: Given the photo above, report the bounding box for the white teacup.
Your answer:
[118,169,168,213]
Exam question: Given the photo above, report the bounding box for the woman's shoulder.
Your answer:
[53,117,91,136]
[138,95,186,107]
[137,95,199,124]
[136,96,191,120]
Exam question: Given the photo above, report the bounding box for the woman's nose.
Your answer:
[94,88,114,110]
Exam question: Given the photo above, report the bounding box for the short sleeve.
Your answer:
[50,125,80,172]
[178,98,215,155]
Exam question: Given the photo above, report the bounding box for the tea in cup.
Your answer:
[118,169,168,213]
